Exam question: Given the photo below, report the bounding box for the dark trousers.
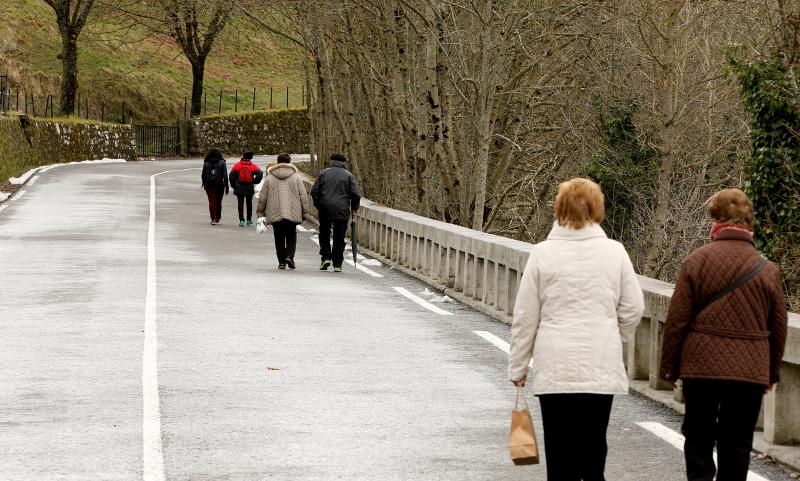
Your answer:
[319,214,348,267]
[272,220,298,263]
[682,379,763,481]
[204,185,224,221]
[538,393,614,481]
[236,194,253,222]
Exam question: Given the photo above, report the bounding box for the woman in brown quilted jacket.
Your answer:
[659,188,788,481]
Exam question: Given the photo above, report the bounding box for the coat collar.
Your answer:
[330,160,347,169]
[547,221,608,241]
[713,229,755,245]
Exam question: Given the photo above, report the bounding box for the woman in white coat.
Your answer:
[509,178,644,481]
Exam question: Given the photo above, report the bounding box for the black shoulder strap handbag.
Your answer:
[696,258,768,315]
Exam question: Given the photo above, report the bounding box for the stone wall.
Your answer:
[0,116,35,182]
[0,115,136,181]
[188,109,310,155]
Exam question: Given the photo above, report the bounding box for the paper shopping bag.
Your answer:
[509,386,539,465]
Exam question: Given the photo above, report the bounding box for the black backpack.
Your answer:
[204,160,225,186]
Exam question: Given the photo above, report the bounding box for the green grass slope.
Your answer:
[0,0,304,123]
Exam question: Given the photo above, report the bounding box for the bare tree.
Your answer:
[162,0,231,116]
[242,0,793,301]
[42,0,96,116]
[105,0,232,116]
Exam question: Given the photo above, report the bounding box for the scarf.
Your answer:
[710,222,753,241]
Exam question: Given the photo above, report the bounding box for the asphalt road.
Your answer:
[0,159,796,481]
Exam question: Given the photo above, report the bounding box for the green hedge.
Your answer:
[0,115,136,182]
[190,108,310,155]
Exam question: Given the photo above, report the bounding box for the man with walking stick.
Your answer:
[310,153,362,273]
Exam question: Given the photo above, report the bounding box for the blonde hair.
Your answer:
[554,178,605,229]
[707,188,754,229]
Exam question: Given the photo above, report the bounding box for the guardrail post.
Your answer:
[476,252,489,302]
[764,363,800,444]
[496,265,509,314]
[628,315,651,381]
[646,294,673,390]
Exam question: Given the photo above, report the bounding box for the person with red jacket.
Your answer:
[229,151,264,227]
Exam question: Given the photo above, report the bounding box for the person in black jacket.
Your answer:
[310,153,362,272]
[201,148,229,225]
[229,151,264,227]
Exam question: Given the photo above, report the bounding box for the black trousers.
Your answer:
[318,214,348,267]
[236,194,253,222]
[682,379,763,481]
[272,220,298,263]
[538,393,614,481]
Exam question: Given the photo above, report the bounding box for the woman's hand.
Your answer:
[765,384,774,395]
[512,378,526,387]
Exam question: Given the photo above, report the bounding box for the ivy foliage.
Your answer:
[582,96,659,251]
[729,55,799,305]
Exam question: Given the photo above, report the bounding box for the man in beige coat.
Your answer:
[256,153,310,269]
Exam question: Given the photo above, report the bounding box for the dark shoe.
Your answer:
[239,220,246,227]
[278,264,286,270]
[285,258,296,269]
[320,259,332,271]
[333,266,343,273]
[210,220,217,225]
[246,220,253,226]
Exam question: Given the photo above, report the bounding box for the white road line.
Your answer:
[14,190,27,200]
[393,287,453,315]
[636,422,770,481]
[473,330,510,354]
[344,259,383,277]
[27,176,40,187]
[142,167,198,481]
[473,331,534,367]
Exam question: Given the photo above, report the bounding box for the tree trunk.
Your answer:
[643,1,685,277]
[58,31,79,116]
[302,53,318,169]
[471,0,496,231]
[190,57,206,117]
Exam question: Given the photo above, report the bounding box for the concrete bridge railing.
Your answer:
[345,196,800,448]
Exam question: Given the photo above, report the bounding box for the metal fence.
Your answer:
[0,75,9,113]
[134,125,180,157]
[2,72,306,122]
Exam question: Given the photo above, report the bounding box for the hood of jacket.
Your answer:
[330,160,347,170]
[268,163,298,180]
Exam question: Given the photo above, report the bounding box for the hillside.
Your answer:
[0,0,305,123]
